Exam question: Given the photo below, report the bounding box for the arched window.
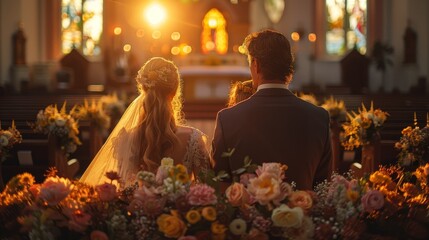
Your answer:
[326,0,367,55]
[201,8,228,54]
[61,0,103,56]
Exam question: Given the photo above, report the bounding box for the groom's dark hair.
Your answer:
[243,29,294,83]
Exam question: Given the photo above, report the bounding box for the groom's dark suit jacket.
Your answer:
[211,88,332,190]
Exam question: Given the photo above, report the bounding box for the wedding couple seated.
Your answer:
[80,30,333,190]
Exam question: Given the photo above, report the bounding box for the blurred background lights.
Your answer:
[171,32,181,41]
[113,27,122,35]
[291,32,300,41]
[308,33,317,42]
[152,30,161,39]
[136,29,144,38]
[123,44,131,52]
[171,46,180,55]
[145,3,167,27]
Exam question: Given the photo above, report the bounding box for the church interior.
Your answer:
[0,0,429,238]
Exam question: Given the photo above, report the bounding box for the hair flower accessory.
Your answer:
[138,66,172,89]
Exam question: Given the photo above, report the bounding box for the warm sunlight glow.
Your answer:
[145,3,167,27]
[238,45,246,54]
[208,18,218,29]
[152,30,161,39]
[114,27,122,35]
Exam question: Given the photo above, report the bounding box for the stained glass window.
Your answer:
[201,8,228,54]
[61,0,103,56]
[326,0,367,55]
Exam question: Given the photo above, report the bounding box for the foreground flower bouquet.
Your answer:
[313,164,429,239]
[1,158,429,239]
[395,121,429,168]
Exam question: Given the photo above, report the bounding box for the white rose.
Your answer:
[55,118,66,127]
[0,135,9,146]
[271,204,303,228]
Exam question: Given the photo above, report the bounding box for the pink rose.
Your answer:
[240,173,256,186]
[96,183,117,201]
[68,211,91,232]
[248,173,283,205]
[90,230,109,240]
[142,196,166,216]
[255,163,285,180]
[288,190,313,212]
[187,184,217,206]
[361,190,384,212]
[39,177,71,206]
[225,182,253,207]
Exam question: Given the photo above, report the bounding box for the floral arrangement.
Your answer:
[321,96,347,123]
[395,119,429,167]
[313,164,429,239]
[31,102,81,155]
[72,99,111,134]
[297,92,318,105]
[1,159,429,239]
[341,102,389,150]
[99,92,126,120]
[0,121,22,162]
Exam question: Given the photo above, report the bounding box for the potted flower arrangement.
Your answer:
[321,96,347,172]
[395,116,429,168]
[297,92,318,105]
[341,102,389,176]
[0,121,22,190]
[0,121,22,162]
[31,102,81,177]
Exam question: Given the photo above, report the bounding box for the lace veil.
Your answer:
[80,57,184,187]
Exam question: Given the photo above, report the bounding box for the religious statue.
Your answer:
[12,23,27,65]
[403,22,417,64]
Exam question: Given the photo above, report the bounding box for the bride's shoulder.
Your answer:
[176,125,205,137]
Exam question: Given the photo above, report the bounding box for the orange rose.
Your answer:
[225,182,252,207]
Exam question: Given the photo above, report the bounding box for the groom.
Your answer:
[210,29,332,190]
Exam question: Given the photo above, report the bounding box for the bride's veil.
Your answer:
[79,94,145,186]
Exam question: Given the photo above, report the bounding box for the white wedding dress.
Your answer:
[79,95,210,187]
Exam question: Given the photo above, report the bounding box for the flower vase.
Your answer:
[48,134,68,178]
[330,120,341,172]
[89,123,103,159]
[361,133,381,176]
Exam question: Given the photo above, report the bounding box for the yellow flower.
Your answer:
[211,221,227,235]
[161,157,174,166]
[202,206,217,221]
[176,164,187,174]
[346,189,359,202]
[369,172,391,185]
[156,213,187,238]
[176,172,189,184]
[185,210,201,224]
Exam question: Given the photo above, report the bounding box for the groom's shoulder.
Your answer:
[217,100,252,118]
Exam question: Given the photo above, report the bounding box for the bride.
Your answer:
[80,57,210,187]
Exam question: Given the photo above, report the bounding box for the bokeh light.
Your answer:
[145,3,167,27]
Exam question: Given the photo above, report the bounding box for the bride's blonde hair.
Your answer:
[135,57,184,171]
